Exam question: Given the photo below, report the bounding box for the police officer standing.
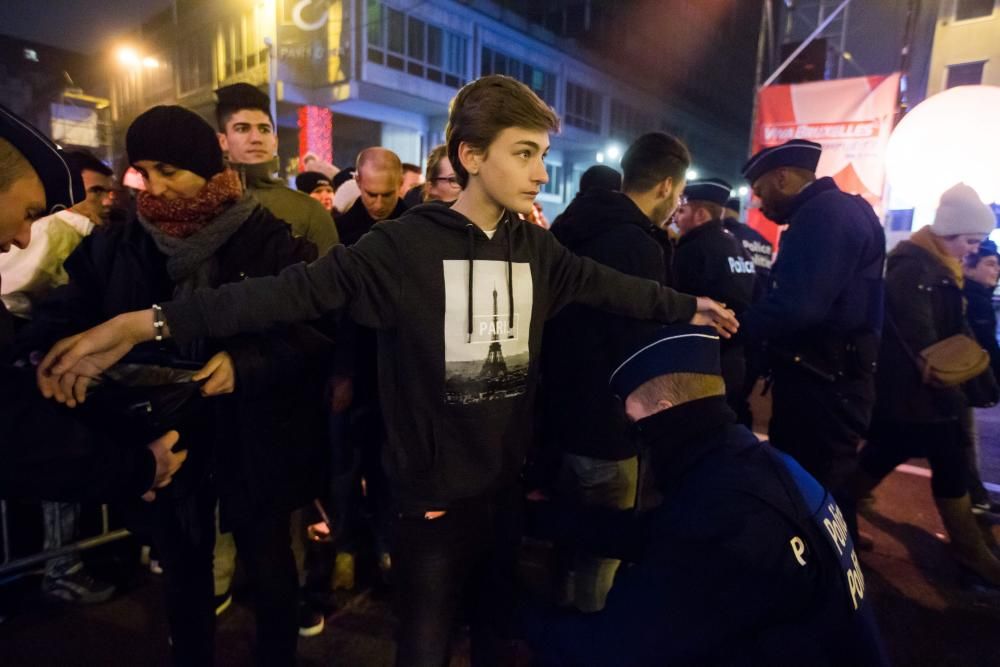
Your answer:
[740,139,885,541]
[0,103,186,501]
[673,178,756,411]
[522,324,888,667]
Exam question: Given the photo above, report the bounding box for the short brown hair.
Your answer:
[425,144,449,182]
[629,372,725,413]
[446,75,560,188]
[0,138,33,193]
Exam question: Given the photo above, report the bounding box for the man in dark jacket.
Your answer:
[740,139,885,541]
[524,324,888,667]
[540,132,687,612]
[673,178,756,411]
[0,103,185,502]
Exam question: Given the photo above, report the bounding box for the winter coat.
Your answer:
[233,161,340,254]
[25,205,333,526]
[542,190,665,462]
[161,203,697,513]
[876,240,973,422]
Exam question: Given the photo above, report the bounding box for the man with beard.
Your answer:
[539,132,689,612]
[740,139,885,542]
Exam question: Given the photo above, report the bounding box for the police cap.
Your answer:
[741,139,822,186]
[683,178,732,206]
[0,103,83,214]
[609,324,722,400]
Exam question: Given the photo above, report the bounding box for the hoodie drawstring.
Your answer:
[505,219,514,338]
[466,224,475,343]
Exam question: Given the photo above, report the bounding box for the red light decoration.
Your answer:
[297,105,333,165]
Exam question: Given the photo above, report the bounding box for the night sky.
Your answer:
[1,0,173,53]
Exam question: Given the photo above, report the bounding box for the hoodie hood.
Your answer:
[402,203,518,344]
[550,190,652,248]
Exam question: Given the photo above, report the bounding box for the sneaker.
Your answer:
[298,604,325,637]
[149,559,164,575]
[42,570,115,604]
[214,591,233,616]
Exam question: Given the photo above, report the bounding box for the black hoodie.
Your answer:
[542,191,665,462]
[163,203,697,511]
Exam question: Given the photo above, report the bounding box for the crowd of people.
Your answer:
[0,71,997,666]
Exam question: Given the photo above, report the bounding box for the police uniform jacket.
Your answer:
[524,396,887,667]
[673,219,755,317]
[876,241,985,422]
[739,177,885,361]
[722,216,773,295]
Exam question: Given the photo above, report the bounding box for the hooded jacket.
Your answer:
[542,191,664,462]
[163,203,697,512]
[233,160,340,254]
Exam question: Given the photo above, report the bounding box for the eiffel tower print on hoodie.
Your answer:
[442,259,532,405]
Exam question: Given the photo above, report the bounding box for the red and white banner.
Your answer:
[749,73,900,245]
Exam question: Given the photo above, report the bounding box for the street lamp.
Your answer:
[686,168,699,180]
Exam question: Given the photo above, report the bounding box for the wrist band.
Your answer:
[151,304,165,342]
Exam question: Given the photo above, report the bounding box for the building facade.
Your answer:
[109,0,753,217]
[927,0,1000,94]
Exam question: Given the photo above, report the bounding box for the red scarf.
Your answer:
[137,169,243,238]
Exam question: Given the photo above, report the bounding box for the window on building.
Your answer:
[179,33,214,94]
[366,0,468,87]
[480,47,556,105]
[946,61,986,88]
[610,100,653,142]
[565,82,601,133]
[955,0,995,21]
[221,7,268,80]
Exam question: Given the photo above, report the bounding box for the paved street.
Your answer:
[2,406,1000,666]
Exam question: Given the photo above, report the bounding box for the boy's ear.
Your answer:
[458,141,483,177]
[218,132,229,153]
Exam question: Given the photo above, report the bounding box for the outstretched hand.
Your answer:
[37,310,153,407]
[691,297,739,338]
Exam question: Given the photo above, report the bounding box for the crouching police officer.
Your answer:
[522,324,888,667]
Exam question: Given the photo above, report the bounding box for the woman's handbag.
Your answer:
[916,334,990,387]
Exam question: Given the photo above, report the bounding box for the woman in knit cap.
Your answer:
[27,105,332,665]
[850,183,1000,590]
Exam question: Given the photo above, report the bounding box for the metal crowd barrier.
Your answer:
[0,500,129,577]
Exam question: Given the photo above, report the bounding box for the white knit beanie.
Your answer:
[930,183,996,236]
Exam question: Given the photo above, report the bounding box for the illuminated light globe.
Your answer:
[886,85,1000,210]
